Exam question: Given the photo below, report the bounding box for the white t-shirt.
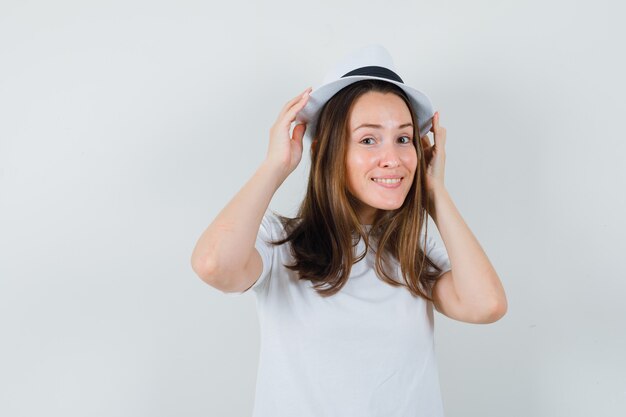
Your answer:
[222,211,452,417]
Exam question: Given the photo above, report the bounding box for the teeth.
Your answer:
[372,178,401,184]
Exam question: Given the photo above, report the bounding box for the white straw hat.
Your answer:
[295,44,435,141]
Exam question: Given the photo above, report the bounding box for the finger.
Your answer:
[281,87,312,115]
[282,87,311,110]
[277,88,311,126]
[284,89,311,122]
[292,122,307,144]
[432,111,439,130]
[432,126,446,149]
[430,112,446,144]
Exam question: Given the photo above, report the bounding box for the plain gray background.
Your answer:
[1,0,625,416]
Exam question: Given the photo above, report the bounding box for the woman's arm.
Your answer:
[421,111,507,323]
[190,87,312,290]
[429,186,508,323]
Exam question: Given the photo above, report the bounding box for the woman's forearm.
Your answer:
[429,186,508,316]
[190,161,286,283]
[191,88,311,286]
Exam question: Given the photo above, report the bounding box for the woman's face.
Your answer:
[345,91,417,224]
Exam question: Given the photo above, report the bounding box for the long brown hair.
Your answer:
[273,79,444,301]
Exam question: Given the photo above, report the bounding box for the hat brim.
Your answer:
[295,75,435,141]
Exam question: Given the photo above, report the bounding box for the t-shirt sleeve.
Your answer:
[421,227,452,299]
[220,212,275,296]
[423,229,452,277]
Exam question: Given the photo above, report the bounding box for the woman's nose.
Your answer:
[382,158,400,168]
[379,144,400,168]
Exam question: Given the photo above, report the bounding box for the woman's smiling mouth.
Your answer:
[371,177,403,188]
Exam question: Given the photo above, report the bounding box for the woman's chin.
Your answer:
[371,199,406,212]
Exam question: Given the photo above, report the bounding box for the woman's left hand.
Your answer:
[420,111,446,198]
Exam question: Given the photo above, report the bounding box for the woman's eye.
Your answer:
[360,137,375,145]
[398,136,412,144]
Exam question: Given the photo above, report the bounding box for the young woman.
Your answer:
[191,46,507,417]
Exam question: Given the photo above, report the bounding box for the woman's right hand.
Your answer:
[265,87,312,179]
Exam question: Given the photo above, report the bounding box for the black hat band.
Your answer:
[341,66,404,83]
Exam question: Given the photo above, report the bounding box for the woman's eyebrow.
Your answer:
[353,123,413,132]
